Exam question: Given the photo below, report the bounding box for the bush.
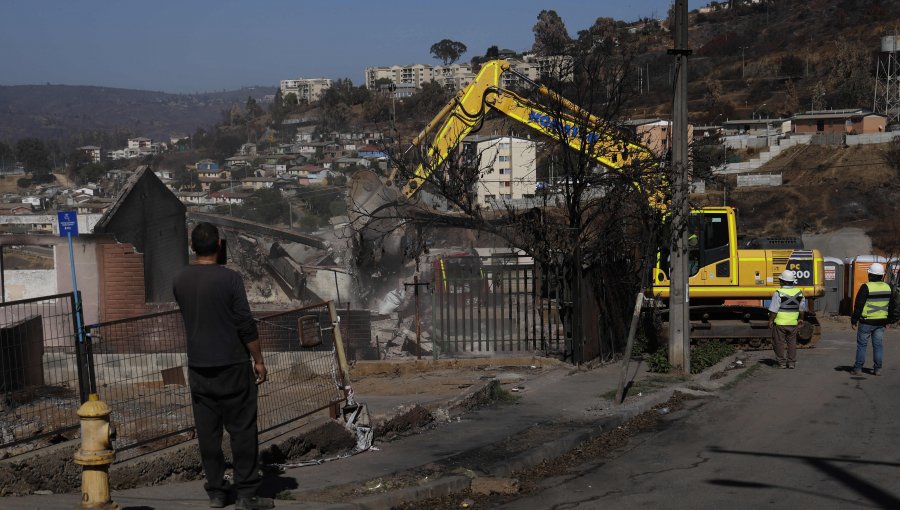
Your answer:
[690,340,736,374]
[647,347,671,373]
[644,340,736,374]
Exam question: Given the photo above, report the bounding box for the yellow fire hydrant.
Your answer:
[74,393,119,510]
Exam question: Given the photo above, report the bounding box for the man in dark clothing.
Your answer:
[851,262,892,377]
[173,222,274,510]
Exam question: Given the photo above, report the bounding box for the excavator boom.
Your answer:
[392,60,652,200]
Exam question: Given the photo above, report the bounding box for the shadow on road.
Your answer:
[708,448,900,509]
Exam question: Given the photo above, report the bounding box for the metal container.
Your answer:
[881,35,900,53]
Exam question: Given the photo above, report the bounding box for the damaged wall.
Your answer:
[93,167,188,303]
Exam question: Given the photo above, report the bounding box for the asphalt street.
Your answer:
[494,322,900,510]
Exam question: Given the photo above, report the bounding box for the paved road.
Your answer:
[496,323,900,510]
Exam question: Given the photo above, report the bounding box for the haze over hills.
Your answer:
[0,84,276,141]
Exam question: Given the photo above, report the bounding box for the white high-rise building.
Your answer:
[462,135,537,208]
[280,78,333,102]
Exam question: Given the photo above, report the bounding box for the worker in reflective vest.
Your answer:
[851,262,892,376]
[768,270,807,369]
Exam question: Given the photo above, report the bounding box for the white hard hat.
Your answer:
[868,262,885,275]
[779,269,797,283]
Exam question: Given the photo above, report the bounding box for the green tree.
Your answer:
[470,45,501,69]
[430,39,468,65]
[238,188,289,225]
[532,10,571,56]
[0,141,14,169]
[77,163,106,184]
[284,92,299,106]
[270,90,287,124]
[174,167,195,190]
[15,138,52,181]
[211,133,244,162]
[399,81,451,120]
[304,186,342,217]
[246,96,264,118]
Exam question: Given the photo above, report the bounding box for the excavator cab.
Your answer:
[652,208,737,291]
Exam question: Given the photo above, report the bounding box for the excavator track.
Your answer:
[656,305,821,351]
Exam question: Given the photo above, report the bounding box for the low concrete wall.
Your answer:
[736,174,782,187]
[846,132,899,145]
[2,270,56,301]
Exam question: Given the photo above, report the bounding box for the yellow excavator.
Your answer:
[349,59,825,347]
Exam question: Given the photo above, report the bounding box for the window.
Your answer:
[502,182,511,187]
[499,168,511,175]
[498,155,510,162]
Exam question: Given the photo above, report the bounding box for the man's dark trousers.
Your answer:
[188,362,261,499]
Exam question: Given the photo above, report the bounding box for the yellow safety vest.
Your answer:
[774,287,804,326]
[862,281,891,320]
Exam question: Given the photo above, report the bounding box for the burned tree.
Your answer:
[347,31,667,363]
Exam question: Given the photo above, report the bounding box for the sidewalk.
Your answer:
[2,353,749,510]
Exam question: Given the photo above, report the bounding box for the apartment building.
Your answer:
[365,56,572,92]
[280,78,333,102]
[462,135,537,208]
[77,145,102,163]
[365,63,435,90]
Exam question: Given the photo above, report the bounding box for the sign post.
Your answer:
[59,211,91,401]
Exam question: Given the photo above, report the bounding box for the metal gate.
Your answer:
[430,256,569,356]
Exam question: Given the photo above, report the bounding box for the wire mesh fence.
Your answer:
[0,293,83,454]
[254,303,348,443]
[87,310,193,462]
[0,298,348,462]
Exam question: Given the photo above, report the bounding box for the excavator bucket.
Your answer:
[348,169,406,266]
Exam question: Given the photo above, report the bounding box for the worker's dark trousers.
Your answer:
[188,362,260,499]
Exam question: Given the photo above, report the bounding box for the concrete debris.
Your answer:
[378,289,406,315]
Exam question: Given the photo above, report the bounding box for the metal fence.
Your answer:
[0,298,348,462]
[0,293,83,455]
[430,256,569,356]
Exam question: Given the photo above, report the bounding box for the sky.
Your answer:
[0,0,705,94]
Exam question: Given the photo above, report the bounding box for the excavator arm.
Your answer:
[391,59,654,201]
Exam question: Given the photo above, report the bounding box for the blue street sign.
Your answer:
[58,210,79,237]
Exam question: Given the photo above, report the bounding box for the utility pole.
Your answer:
[668,0,691,374]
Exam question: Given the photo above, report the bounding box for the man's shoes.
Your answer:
[779,363,788,369]
[236,496,275,510]
[787,363,795,369]
[208,493,227,508]
[873,368,881,376]
[852,368,862,376]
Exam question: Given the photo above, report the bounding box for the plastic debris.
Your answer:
[461,498,475,508]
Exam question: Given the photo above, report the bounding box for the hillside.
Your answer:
[628,0,900,122]
[693,141,900,254]
[0,84,276,141]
